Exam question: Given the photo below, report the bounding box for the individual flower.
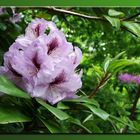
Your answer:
[0,18,82,105]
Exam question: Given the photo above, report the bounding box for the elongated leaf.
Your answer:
[122,21,140,38]
[0,76,30,99]
[110,115,138,131]
[39,118,60,133]
[83,114,93,123]
[57,102,70,110]
[69,118,92,133]
[103,51,125,72]
[64,96,99,107]
[104,15,120,29]
[107,59,138,73]
[103,59,111,72]
[112,51,126,60]
[36,99,70,121]
[93,65,104,79]
[0,105,31,124]
[82,104,109,120]
[108,9,125,18]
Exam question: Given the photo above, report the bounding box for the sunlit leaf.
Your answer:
[83,114,93,123]
[104,15,120,29]
[107,59,139,73]
[82,104,109,120]
[108,9,125,18]
[122,21,140,38]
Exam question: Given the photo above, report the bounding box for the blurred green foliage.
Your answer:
[1,7,140,133]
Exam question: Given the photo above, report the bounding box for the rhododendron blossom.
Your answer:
[0,18,82,104]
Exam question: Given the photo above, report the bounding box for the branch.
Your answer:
[46,7,106,21]
[88,72,111,99]
[122,85,140,133]
[121,12,140,21]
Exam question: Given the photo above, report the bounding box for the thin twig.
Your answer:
[46,7,106,21]
[121,12,140,21]
[46,7,140,23]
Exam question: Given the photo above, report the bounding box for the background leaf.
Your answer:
[104,15,120,29]
[108,9,125,18]
[122,21,140,38]
[0,105,31,124]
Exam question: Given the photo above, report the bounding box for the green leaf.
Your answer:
[0,23,7,31]
[64,96,99,107]
[39,118,60,133]
[104,15,120,29]
[0,76,30,99]
[122,21,140,38]
[110,115,138,131]
[36,99,70,121]
[82,104,109,121]
[108,9,125,18]
[68,118,92,133]
[107,59,138,73]
[103,51,125,72]
[57,102,70,110]
[112,51,126,60]
[103,59,111,72]
[84,120,103,133]
[0,105,31,124]
[83,114,93,123]
[93,65,104,79]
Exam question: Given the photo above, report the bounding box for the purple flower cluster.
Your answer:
[118,73,140,85]
[0,7,21,23]
[0,18,82,104]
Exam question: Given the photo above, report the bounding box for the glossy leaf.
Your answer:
[83,114,93,123]
[82,104,109,120]
[64,96,99,107]
[104,15,120,29]
[122,21,140,38]
[107,59,139,73]
[36,99,70,121]
[108,9,125,18]
[0,76,30,99]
